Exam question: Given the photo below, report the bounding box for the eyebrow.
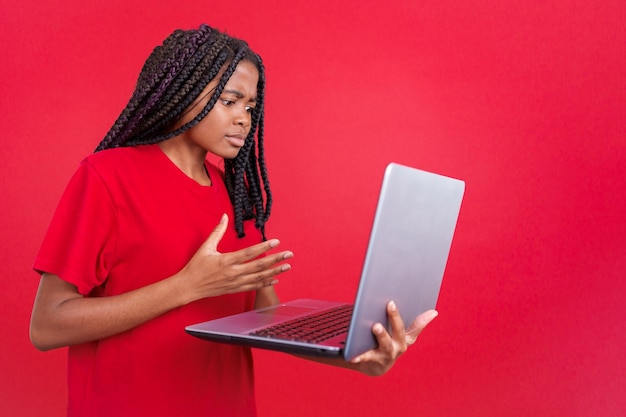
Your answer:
[222,89,257,102]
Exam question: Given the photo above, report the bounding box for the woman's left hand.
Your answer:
[350,301,438,376]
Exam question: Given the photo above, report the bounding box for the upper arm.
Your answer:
[30,273,83,350]
[33,159,117,295]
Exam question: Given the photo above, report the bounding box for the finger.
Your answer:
[225,277,280,293]
[224,250,291,284]
[220,252,292,291]
[405,310,439,344]
[245,261,292,284]
[373,321,395,354]
[229,238,282,264]
[386,301,407,342]
[350,327,385,365]
[244,251,294,274]
[223,264,289,293]
[199,214,229,254]
[351,303,402,364]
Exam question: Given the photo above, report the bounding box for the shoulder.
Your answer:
[84,145,155,169]
[79,145,162,181]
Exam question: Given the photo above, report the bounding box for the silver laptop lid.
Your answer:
[344,163,465,359]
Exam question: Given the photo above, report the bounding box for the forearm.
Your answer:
[30,226,293,351]
[254,287,280,309]
[294,354,363,372]
[30,272,191,351]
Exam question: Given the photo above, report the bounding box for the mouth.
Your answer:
[225,134,246,148]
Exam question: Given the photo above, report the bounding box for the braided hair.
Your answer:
[95,24,272,239]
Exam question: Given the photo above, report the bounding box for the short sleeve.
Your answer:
[33,158,118,295]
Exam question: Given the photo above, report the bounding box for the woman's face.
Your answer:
[175,60,259,159]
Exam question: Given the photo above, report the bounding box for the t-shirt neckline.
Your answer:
[149,144,215,191]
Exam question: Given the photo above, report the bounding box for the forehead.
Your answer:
[193,60,259,102]
[224,61,259,92]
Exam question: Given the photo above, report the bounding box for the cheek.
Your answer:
[196,112,222,132]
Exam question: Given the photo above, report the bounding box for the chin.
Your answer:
[215,148,242,160]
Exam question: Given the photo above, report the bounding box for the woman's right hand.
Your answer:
[30,214,292,351]
[176,214,293,303]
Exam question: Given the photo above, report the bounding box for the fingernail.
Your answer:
[281,264,291,272]
[283,251,294,259]
[269,239,280,248]
[270,279,279,286]
[389,301,397,312]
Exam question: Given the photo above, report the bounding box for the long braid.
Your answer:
[95,24,272,239]
[254,74,272,227]
[223,58,272,238]
[96,28,213,151]
[131,40,230,143]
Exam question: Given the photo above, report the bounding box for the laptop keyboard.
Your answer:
[250,304,353,343]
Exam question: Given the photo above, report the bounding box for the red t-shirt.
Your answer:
[34,144,262,417]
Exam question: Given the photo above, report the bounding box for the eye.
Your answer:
[221,99,235,106]
[245,105,255,113]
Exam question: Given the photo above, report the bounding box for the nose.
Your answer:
[234,107,251,128]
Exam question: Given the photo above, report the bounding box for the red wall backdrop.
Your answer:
[1,1,624,416]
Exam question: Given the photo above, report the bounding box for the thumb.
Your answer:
[406,310,438,343]
[200,214,229,254]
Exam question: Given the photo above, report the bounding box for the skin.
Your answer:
[29,60,438,376]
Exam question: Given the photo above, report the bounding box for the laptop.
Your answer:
[185,162,465,360]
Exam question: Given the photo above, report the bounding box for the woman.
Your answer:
[30,24,437,417]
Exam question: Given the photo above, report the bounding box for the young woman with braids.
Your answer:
[30,24,438,417]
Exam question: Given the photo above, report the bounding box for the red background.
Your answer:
[1,1,625,416]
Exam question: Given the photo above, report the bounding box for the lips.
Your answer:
[225,133,246,147]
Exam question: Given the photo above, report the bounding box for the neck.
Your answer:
[158,139,211,186]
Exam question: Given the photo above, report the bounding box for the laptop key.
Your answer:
[251,304,353,343]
